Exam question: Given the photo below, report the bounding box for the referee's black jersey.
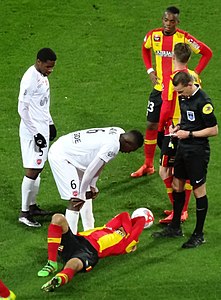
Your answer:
[179,87,217,145]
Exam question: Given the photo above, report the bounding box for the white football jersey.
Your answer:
[18,65,51,139]
[52,127,125,170]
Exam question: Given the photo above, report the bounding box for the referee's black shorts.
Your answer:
[59,229,99,272]
[174,143,210,187]
[146,89,162,123]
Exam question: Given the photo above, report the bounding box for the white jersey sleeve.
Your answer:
[18,65,51,139]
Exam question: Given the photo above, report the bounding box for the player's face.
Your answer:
[162,12,179,35]
[174,82,193,97]
[36,59,56,76]
[120,141,139,153]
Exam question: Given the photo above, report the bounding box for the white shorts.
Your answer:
[20,137,49,169]
[48,144,84,200]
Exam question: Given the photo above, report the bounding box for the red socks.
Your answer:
[56,268,75,286]
[144,129,158,167]
[163,176,174,205]
[47,224,63,262]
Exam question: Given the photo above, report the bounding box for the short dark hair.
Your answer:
[172,71,193,87]
[129,130,144,147]
[37,48,57,62]
[174,43,192,63]
[166,6,180,15]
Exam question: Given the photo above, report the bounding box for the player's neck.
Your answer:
[174,62,187,72]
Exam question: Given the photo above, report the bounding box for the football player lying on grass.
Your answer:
[38,209,148,292]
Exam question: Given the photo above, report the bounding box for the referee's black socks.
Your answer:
[193,195,208,235]
[171,191,185,229]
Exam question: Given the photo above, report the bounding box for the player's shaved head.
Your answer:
[119,130,144,153]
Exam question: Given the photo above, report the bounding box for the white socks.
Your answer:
[29,176,41,206]
[65,209,79,234]
[80,199,95,231]
[21,176,41,211]
[21,176,35,211]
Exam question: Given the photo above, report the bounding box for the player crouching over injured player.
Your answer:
[38,210,147,292]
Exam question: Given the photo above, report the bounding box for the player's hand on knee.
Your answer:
[86,187,99,200]
[34,133,47,148]
[69,198,85,211]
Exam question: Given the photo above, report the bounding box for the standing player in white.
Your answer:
[18,48,57,228]
[48,127,144,234]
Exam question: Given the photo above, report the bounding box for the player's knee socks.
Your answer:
[183,180,192,212]
[171,191,185,228]
[29,176,41,206]
[0,280,10,298]
[80,199,95,231]
[48,224,62,262]
[56,268,75,286]
[163,176,174,205]
[21,176,35,211]
[65,209,79,234]
[144,129,158,167]
[194,195,208,235]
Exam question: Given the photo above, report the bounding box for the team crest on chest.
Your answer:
[154,34,161,42]
[187,110,195,121]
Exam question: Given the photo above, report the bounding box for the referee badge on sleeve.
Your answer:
[187,110,195,121]
[202,103,213,114]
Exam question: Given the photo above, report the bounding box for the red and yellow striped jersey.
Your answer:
[78,212,145,258]
[143,27,212,91]
[159,68,201,131]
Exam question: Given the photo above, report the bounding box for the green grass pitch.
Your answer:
[0,1,221,299]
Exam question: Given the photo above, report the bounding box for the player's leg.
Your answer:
[19,138,49,227]
[182,146,209,248]
[131,89,162,178]
[80,198,95,231]
[38,213,69,277]
[29,175,52,216]
[48,148,80,234]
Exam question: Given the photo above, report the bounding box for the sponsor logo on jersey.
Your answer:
[154,34,161,42]
[188,38,200,50]
[187,110,195,121]
[24,89,27,96]
[155,50,173,57]
[202,103,213,114]
[37,159,42,165]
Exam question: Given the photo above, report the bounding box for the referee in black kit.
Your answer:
[152,71,218,248]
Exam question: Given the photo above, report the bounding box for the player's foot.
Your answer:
[41,276,62,292]
[38,261,58,277]
[152,224,183,238]
[18,211,41,228]
[159,210,188,224]
[0,290,16,300]
[159,211,174,224]
[131,165,155,178]
[164,209,173,216]
[182,233,205,249]
[181,211,188,222]
[29,204,53,216]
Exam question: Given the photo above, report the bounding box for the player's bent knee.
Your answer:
[51,213,66,225]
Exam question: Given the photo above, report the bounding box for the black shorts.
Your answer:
[59,229,99,272]
[146,89,162,123]
[160,136,178,167]
[173,143,210,187]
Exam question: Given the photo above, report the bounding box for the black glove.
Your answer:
[49,124,57,141]
[34,133,47,148]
